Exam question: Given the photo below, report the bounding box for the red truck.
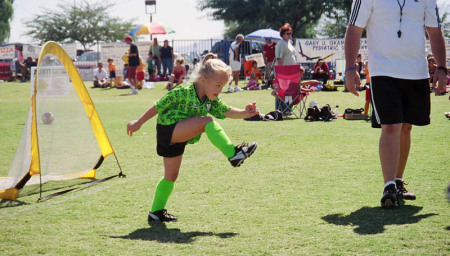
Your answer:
[0,43,41,81]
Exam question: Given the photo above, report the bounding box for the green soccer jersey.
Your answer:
[154,83,231,144]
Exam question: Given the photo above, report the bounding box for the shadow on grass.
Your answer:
[322,205,437,235]
[109,223,238,243]
[0,179,100,209]
[0,199,28,208]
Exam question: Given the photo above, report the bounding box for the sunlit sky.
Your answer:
[8,0,227,43]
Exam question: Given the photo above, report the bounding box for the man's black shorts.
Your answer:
[156,123,186,157]
[370,76,430,128]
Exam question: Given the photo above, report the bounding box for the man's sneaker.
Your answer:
[381,184,398,208]
[227,86,234,93]
[396,180,416,200]
[148,209,178,224]
[234,86,243,92]
[228,141,257,167]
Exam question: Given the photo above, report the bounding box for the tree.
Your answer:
[25,0,134,49]
[316,0,352,39]
[198,0,333,38]
[440,5,449,38]
[0,0,14,44]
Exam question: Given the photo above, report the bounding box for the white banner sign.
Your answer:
[296,39,368,63]
[245,53,265,67]
[296,38,450,64]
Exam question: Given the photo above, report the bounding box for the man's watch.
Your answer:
[437,66,448,75]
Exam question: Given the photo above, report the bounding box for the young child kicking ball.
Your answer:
[127,58,259,224]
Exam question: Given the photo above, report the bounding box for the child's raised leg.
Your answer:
[172,116,235,158]
[172,116,257,167]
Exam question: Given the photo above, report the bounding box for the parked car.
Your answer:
[74,51,101,69]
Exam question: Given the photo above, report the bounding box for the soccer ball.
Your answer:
[42,112,55,124]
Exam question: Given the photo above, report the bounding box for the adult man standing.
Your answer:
[344,0,447,208]
[93,62,109,88]
[124,35,140,94]
[151,37,162,77]
[263,38,276,82]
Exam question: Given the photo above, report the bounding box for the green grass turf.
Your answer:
[0,80,449,255]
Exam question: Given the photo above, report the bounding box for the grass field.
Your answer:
[0,80,449,255]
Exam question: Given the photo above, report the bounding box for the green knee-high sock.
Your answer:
[205,121,235,158]
[151,178,175,212]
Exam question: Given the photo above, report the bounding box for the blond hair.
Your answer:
[189,58,232,84]
[203,53,217,62]
[176,57,185,65]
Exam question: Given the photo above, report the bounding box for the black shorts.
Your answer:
[370,76,430,128]
[109,71,116,78]
[156,123,186,157]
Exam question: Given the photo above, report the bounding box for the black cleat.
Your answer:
[228,141,257,167]
[381,184,398,208]
[148,209,178,224]
[396,180,416,200]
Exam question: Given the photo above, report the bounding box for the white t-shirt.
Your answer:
[349,0,441,79]
[229,41,240,62]
[93,68,108,81]
[229,41,242,71]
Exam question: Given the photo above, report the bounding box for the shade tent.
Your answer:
[245,29,282,42]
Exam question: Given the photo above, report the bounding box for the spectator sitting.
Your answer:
[247,73,261,90]
[123,63,128,78]
[21,57,37,82]
[250,61,265,84]
[166,58,187,90]
[312,58,330,85]
[356,54,365,79]
[428,55,437,84]
[15,46,24,81]
[93,62,110,88]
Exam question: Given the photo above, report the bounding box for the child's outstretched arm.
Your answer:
[224,101,259,119]
[127,106,158,136]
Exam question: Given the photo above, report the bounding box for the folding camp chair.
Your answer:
[274,65,307,118]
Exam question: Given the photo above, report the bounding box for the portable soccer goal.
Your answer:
[0,41,124,201]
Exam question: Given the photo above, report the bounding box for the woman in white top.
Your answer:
[228,34,244,92]
[275,23,297,66]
